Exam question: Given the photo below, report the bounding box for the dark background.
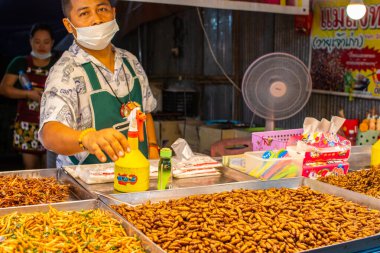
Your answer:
[0,0,68,169]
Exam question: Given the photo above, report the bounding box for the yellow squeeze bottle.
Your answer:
[114,104,150,192]
[372,139,380,167]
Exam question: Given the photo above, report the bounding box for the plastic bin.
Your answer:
[244,151,303,180]
[252,129,303,151]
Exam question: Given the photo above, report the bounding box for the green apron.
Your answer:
[69,58,148,165]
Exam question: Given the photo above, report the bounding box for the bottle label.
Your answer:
[116,173,138,185]
[114,165,149,192]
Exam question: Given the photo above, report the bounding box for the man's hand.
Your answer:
[82,128,130,162]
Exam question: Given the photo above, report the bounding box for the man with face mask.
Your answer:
[39,0,159,167]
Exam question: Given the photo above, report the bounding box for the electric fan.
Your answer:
[242,52,312,131]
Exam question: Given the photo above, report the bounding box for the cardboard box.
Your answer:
[178,119,203,152]
[155,120,183,148]
[199,126,251,155]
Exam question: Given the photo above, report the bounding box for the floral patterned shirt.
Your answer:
[39,42,156,167]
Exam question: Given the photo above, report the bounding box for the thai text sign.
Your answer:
[311,0,380,97]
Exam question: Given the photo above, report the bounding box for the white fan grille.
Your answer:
[242,52,312,121]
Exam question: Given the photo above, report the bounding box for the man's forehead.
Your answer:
[71,0,111,10]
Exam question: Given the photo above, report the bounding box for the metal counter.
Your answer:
[69,166,255,196]
[59,143,373,197]
[100,177,380,253]
[0,200,165,253]
[0,168,94,205]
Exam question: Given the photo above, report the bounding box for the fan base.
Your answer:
[265,120,275,131]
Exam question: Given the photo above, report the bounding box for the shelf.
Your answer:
[121,0,310,15]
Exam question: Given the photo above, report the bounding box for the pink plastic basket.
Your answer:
[252,129,303,151]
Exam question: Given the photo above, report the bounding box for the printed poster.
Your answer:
[311,0,380,98]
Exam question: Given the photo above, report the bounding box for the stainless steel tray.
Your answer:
[0,200,165,253]
[100,177,380,253]
[0,168,93,205]
[69,166,255,196]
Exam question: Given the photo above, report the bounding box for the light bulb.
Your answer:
[346,0,367,20]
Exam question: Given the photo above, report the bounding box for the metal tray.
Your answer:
[0,200,165,253]
[100,177,380,253]
[68,166,255,196]
[0,168,93,207]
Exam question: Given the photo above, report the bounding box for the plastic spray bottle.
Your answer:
[114,102,150,192]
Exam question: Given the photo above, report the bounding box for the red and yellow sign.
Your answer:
[311,0,380,97]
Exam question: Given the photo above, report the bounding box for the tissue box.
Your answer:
[289,133,351,163]
[244,151,303,180]
[302,160,349,178]
[303,147,350,163]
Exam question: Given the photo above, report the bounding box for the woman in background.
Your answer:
[0,23,57,169]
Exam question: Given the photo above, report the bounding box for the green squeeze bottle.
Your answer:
[157,148,172,190]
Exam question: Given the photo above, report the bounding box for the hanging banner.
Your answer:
[311,0,380,98]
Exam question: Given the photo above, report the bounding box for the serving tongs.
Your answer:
[93,191,138,208]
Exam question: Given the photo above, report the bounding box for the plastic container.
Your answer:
[287,133,351,163]
[244,150,303,180]
[18,70,33,90]
[252,128,303,151]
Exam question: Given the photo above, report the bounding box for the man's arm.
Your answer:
[146,113,159,159]
[41,121,130,162]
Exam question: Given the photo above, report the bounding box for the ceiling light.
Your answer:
[346,0,367,20]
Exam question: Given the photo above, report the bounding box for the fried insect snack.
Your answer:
[0,206,145,253]
[113,187,380,253]
[319,166,380,198]
[0,176,69,207]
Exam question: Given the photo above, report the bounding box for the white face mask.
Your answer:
[68,19,119,50]
[31,50,52,60]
